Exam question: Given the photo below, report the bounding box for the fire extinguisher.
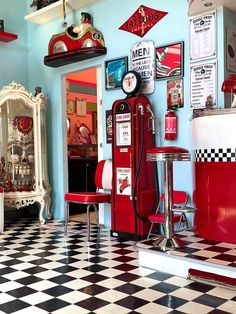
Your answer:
[164,109,177,141]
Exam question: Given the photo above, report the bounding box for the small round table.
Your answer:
[147,146,190,251]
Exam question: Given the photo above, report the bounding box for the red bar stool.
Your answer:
[147,146,190,251]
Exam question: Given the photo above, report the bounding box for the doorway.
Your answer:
[64,66,103,222]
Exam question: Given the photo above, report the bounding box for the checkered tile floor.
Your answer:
[0,219,236,314]
[137,230,236,268]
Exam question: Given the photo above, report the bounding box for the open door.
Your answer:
[64,67,103,218]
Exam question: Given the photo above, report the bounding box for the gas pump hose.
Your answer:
[131,108,160,221]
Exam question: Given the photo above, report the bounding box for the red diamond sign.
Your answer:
[119,5,168,38]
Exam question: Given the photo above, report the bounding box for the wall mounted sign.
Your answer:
[130,41,155,94]
[156,42,184,80]
[119,5,168,38]
[116,168,131,195]
[167,78,184,110]
[106,110,112,144]
[105,57,128,90]
[76,100,86,116]
[226,28,236,73]
[190,62,217,109]
[67,100,75,114]
[190,12,216,61]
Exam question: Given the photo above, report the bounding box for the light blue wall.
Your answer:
[1,1,228,227]
[0,0,28,88]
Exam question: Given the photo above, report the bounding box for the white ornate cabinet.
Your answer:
[0,81,51,223]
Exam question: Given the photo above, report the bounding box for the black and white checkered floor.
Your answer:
[0,219,236,314]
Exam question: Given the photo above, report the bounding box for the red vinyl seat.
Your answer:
[64,159,112,239]
[147,191,193,239]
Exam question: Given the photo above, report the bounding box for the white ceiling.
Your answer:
[188,0,236,16]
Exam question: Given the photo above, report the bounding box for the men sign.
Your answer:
[130,41,155,95]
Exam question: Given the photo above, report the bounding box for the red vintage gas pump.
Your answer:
[111,71,158,240]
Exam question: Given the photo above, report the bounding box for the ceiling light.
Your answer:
[204,2,213,7]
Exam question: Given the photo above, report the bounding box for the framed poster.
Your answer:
[106,110,112,144]
[190,12,216,61]
[116,167,131,195]
[130,40,155,94]
[190,62,217,110]
[67,100,75,115]
[105,57,128,90]
[226,28,236,72]
[156,42,184,80]
[76,100,86,116]
[167,78,184,109]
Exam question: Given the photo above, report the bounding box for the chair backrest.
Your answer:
[95,159,112,190]
[160,190,188,206]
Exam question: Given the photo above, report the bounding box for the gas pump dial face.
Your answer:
[121,71,141,96]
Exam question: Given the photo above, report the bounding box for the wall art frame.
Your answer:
[67,100,75,115]
[105,56,128,90]
[156,41,184,80]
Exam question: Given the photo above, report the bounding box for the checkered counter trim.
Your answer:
[193,148,236,162]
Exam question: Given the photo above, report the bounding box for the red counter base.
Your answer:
[194,162,236,244]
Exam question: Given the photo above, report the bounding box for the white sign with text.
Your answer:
[130,41,155,94]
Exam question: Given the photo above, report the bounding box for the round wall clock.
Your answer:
[121,71,141,96]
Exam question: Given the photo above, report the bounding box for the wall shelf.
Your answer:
[0,31,18,42]
[24,0,99,24]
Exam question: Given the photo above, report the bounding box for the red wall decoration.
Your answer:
[119,5,168,38]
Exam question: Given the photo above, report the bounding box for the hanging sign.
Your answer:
[190,12,216,61]
[119,5,168,38]
[130,41,155,94]
[190,62,217,109]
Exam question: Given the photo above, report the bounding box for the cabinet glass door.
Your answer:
[0,99,35,192]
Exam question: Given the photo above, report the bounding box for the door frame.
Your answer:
[61,65,105,223]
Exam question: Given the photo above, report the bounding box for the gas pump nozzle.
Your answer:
[146,104,156,134]
[138,104,144,115]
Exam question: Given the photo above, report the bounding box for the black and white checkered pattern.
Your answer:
[0,218,236,313]
[193,148,236,162]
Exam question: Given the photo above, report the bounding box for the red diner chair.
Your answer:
[147,191,192,239]
[64,159,112,239]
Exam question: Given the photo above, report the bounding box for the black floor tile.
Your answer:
[155,295,187,308]
[79,284,108,296]
[36,298,71,312]
[193,294,226,307]
[115,283,143,294]
[43,285,73,297]
[75,296,109,311]
[151,282,180,293]
[115,295,148,310]
[80,273,109,283]
[1,299,29,313]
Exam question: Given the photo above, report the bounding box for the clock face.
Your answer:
[121,71,141,96]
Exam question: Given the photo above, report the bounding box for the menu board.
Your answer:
[190,62,217,109]
[190,12,216,61]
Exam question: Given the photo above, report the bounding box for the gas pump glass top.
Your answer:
[121,71,141,96]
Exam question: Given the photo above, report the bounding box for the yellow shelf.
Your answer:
[24,0,99,24]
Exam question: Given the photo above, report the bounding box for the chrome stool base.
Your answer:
[153,236,186,251]
[147,146,190,252]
